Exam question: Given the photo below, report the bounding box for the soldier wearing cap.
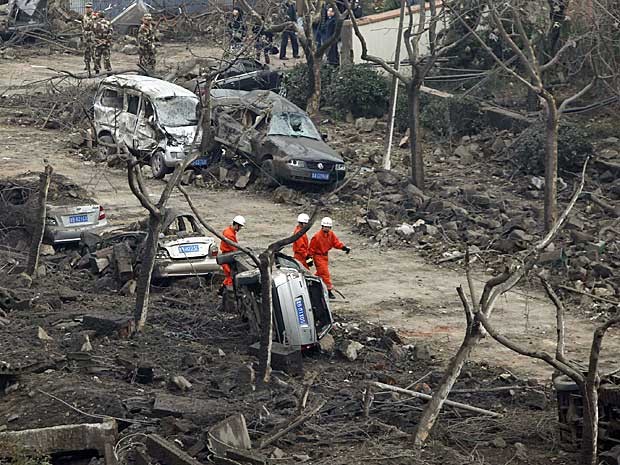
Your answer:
[93,10,113,74]
[81,2,95,74]
[138,13,157,71]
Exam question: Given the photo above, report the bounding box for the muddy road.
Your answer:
[0,48,616,380]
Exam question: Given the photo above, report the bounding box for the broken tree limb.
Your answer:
[26,164,53,277]
[258,399,327,449]
[588,193,620,217]
[557,285,620,306]
[370,382,501,417]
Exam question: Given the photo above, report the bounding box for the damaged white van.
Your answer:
[94,75,208,179]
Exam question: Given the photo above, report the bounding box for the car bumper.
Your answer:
[163,148,210,169]
[45,219,108,244]
[153,257,220,278]
[279,165,346,184]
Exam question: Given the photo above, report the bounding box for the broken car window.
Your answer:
[127,95,140,115]
[100,89,123,109]
[267,112,321,140]
[155,96,199,128]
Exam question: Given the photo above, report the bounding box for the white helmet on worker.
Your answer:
[297,213,310,224]
[320,217,333,228]
[232,215,246,227]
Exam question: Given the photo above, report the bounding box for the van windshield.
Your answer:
[267,112,321,140]
[155,96,200,127]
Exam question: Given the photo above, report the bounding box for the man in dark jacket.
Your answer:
[253,18,274,64]
[279,0,299,60]
[228,7,247,51]
[321,7,339,66]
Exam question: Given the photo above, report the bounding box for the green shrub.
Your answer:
[511,121,593,174]
[395,91,484,137]
[326,64,390,118]
[281,63,337,110]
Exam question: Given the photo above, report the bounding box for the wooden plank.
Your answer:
[146,434,203,465]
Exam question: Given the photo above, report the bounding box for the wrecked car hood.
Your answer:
[265,136,344,163]
[163,126,201,146]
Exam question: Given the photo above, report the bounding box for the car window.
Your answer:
[267,112,322,140]
[164,215,202,235]
[154,96,199,128]
[143,99,154,118]
[100,88,123,109]
[127,94,140,115]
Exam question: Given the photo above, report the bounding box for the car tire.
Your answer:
[150,151,171,179]
[98,135,115,158]
[260,159,279,188]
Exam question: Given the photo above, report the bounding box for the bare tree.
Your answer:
[239,0,345,116]
[348,0,471,189]
[26,163,53,277]
[454,0,596,231]
[412,159,588,448]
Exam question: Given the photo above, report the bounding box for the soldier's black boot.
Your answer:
[328,290,336,300]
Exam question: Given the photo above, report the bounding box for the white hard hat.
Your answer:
[233,215,246,227]
[320,217,333,227]
[297,213,310,224]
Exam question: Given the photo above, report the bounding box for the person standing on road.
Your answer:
[228,7,247,52]
[219,215,245,293]
[309,217,350,299]
[81,2,95,75]
[138,13,157,71]
[293,213,312,269]
[279,0,299,60]
[320,7,339,66]
[252,18,274,64]
[92,11,113,74]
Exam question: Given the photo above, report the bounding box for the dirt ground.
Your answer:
[0,45,616,465]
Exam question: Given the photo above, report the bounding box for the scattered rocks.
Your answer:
[396,223,415,238]
[492,437,507,448]
[339,340,364,362]
[37,326,53,341]
[354,117,377,133]
[121,44,139,55]
[273,186,297,204]
[413,343,433,361]
[318,333,335,354]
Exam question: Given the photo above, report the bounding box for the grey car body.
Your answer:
[222,252,333,350]
[93,75,206,179]
[80,209,219,279]
[45,201,108,244]
[210,89,346,185]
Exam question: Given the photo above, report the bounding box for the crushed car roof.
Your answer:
[210,89,302,114]
[101,75,199,100]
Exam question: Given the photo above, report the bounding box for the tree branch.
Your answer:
[559,77,597,113]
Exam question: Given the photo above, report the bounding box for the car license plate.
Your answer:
[295,296,308,326]
[69,214,89,224]
[192,158,208,167]
[311,172,330,181]
[179,244,200,254]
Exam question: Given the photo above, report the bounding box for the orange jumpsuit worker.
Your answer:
[308,217,350,299]
[219,215,246,293]
[293,213,312,269]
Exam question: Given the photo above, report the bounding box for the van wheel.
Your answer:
[260,159,279,188]
[98,135,115,159]
[150,151,171,179]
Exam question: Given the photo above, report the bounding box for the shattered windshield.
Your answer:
[267,112,321,140]
[155,96,200,128]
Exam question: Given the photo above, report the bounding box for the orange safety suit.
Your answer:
[292,225,309,269]
[220,225,238,287]
[308,229,345,290]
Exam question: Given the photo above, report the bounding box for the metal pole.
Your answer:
[383,0,406,171]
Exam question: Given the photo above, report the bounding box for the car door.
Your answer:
[133,97,159,152]
[94,86,123,139]
[119,91,141,151]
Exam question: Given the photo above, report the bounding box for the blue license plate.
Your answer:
[69,214,89,224]
[295,296,308,326]
[179,244,200,254]
[192,158,208,166]
[311,172,330,181]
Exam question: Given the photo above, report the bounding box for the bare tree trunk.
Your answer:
[581,380,599,465]
[257,251,275,386]
[306,57,322,116]
[408,83,424,189]
[27,164,53,277]
[543,96,559,231]
[134,213,163,331]
[199,79,214,154]
[413,327,482,447]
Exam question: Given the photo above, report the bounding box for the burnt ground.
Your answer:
[0,45,619,464]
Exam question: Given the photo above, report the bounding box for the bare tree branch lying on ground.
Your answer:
[412,159,589,449]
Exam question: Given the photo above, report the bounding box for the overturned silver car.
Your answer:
[94,75,208,179]
[219,252,334,350]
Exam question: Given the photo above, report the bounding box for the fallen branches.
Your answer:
[258,399,327,449]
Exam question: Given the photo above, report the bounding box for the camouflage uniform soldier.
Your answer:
[81,2,95,74]
[93,11,113,74]
[138,13,157,71]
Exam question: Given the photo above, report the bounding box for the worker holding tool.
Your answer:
[219,215,245,294]
[293,213,312,269]
[309,217,350,299]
